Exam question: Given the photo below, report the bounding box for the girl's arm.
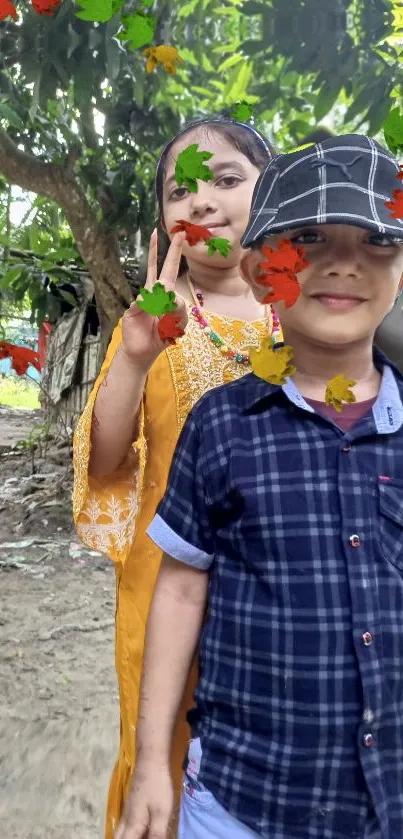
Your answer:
[88,230,187,479]
[89,346,147,479]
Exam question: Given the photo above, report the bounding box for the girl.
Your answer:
[72,115,280,839]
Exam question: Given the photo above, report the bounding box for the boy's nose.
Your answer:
[324,244,361,276]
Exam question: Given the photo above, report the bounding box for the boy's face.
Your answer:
[241,224,403,348]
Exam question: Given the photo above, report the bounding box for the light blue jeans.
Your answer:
[178,738,260,839]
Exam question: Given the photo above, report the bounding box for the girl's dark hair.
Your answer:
[154,115,275,278]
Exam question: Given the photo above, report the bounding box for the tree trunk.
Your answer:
[0,128,134,336]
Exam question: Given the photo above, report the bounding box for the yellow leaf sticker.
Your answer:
[325,374,357,413]
[249,343,296,386]
[142,45,184,75]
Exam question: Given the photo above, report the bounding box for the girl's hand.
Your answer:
[121,230,188,374]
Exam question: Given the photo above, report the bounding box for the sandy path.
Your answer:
[0,406,119,839]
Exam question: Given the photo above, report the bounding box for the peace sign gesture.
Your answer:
[121,229,188,373]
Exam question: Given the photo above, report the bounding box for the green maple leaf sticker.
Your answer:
[206,237,232,257]
[117,12,155,50]
[175,144,214,193]
[231,102,253,122]
[383,108,403,155]
[75,0,123,22]
[136,282,178,316]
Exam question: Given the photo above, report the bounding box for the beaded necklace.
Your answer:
[186,275,283,364]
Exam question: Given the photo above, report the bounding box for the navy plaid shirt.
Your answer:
[147,349,403,839]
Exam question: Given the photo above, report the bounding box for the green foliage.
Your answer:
[0,377,40,410]
[383,107,403,154]
[0,192,84,326]
[0,0,401,318]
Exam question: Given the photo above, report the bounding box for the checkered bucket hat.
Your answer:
[241,134,403,247]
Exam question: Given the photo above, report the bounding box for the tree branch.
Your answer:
[0,128,133,327]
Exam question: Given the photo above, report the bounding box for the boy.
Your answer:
[116,135,403,839]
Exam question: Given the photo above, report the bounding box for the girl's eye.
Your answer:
[217,175,242,188]
[290,230,322,244]
[169,186,188,200]
[168,174,241,200]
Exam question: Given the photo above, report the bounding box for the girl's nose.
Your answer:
[189,184,218,217]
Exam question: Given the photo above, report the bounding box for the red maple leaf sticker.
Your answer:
[259,239,309,275]
[385,189,403,219]
[170,219,213,246]
[260,272,302,308]
[31,0,61,14]
[0,0,17,20]
[157,312,185,345]
[0,342,41,375]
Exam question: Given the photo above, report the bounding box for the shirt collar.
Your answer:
[243,347,403,434]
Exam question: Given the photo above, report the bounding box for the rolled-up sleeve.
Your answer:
[147,412,214,569]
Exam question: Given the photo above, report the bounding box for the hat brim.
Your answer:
[241,180,403,248]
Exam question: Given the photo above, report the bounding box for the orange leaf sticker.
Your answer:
[385,189,403,219]
[31,0,61,13]
[255,239,308,307]
[259,239,309,275]
[259,272,301,308]
[142,45,184,75]
[325,373,357,413]
[0,0,17,20]
[171,219,213,246]
[249,343,296,385]
[157,312,185,345]
[0,342,41,375]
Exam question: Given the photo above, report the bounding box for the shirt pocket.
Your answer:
[378,478,403,571]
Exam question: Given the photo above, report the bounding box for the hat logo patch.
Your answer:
[309,153,363,182]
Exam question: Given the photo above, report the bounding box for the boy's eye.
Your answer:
[368,233,401,247]
[290,230,322,244]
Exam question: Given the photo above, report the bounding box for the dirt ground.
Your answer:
[0,405,119,839]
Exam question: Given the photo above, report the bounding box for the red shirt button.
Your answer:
[363,733,373,747]
[349,534,361,548]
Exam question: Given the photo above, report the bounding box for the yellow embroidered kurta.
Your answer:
[73,305,271,839]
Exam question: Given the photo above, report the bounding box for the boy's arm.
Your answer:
[115,552,208,839]
[136,552,208,765]
[116,409,213,838]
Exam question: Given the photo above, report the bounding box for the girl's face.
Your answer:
[162,128,262,270]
